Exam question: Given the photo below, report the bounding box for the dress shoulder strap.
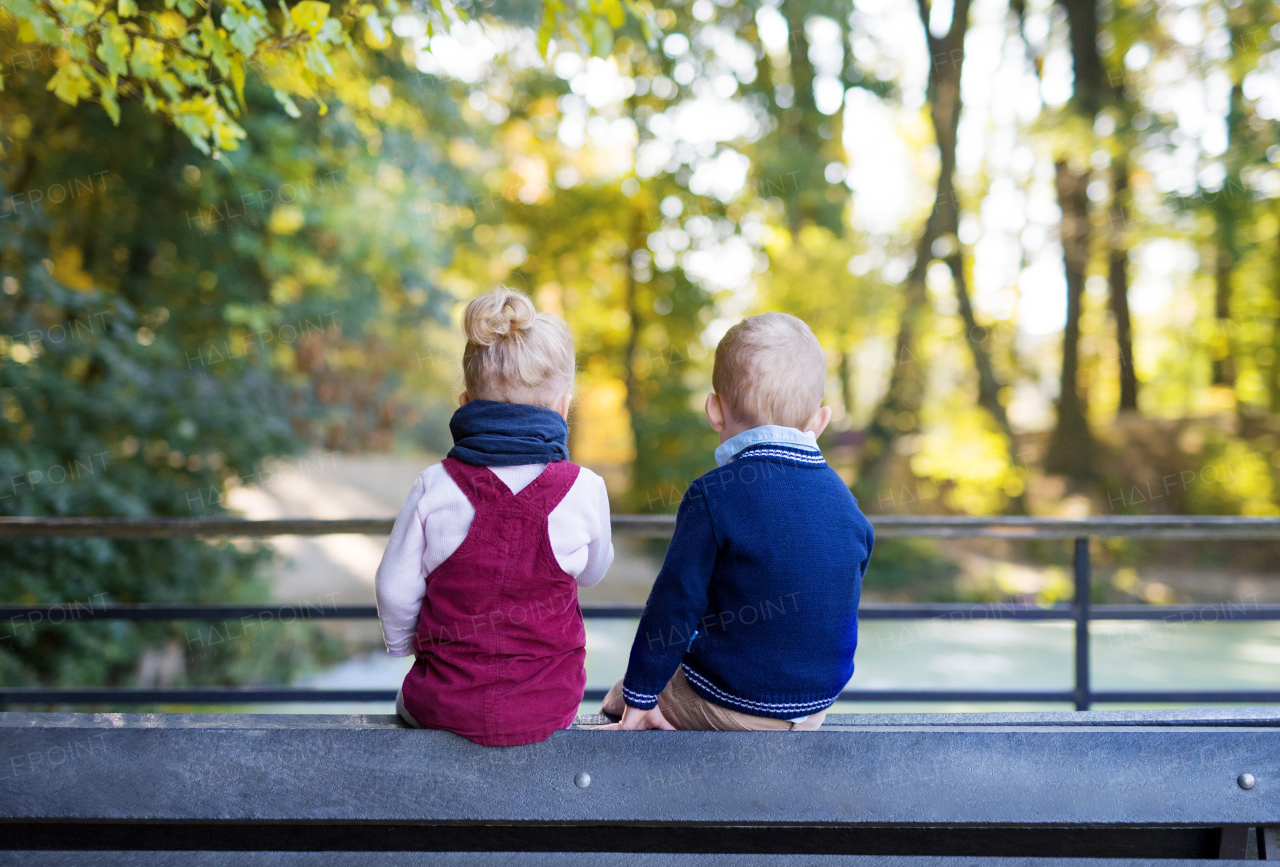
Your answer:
[442,457,511,508]
[514,461,582,515]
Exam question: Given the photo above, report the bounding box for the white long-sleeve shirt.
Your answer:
[375,462,614,657]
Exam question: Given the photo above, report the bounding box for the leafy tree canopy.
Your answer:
[0,0,651,155]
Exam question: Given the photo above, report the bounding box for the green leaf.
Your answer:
[156,71,182,100]
[225,10,269,56]
[201,17,231,76]
[96,25,132,79]
[117,0,137,17]
[27,11,63,42]
[99,83,121,123]
[537,3,556,56]
[173,53,208,87]
[129,38,165,79]
[273,89,301,118]
[49,0,99,29]
[590,16,613,58]
[65,33,90,61]
[318,17,343,45]
[301,42,331,77]
[217,82,236,111]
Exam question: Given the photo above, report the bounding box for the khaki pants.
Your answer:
[601,668,827,731]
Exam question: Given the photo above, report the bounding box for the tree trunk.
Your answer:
[623,206,643,425]
[1212,241,1236,387]
[946,253,1014,442]
[1058,0,1107,116]
[1271,205,1280,414]
[1043,0,1110,480]
[860,0,971,489]
[858,213,937,489]
[1211,81,1246,392]
[839,349,856,422]
[778,1,844,236]
[1044,160,1095,479]
[1108,158,1138,412]
[862,0,1020,503]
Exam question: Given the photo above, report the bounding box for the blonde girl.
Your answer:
[375,288,613,746]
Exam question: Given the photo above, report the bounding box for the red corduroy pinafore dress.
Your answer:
[400,457,587,746]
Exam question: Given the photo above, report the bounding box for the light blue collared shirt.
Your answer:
[713,424,821,467]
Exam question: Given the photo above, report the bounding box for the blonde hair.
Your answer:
[461,288,576,408]
[712,312,828,429]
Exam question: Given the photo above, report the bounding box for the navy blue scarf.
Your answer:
[447,400,569,467]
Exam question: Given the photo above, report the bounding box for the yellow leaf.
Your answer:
[268,204,304,235]
[46,63,93,105]
[289,1,329,35]
[600,0,624,29]
[230,58,245,108]
[118,0,137,16]
[153,10,187,38]
[363,9,386,43]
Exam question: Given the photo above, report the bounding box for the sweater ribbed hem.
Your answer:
[620,683,660,710]
[680,662,838,720]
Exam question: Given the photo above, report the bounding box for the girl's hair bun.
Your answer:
[463,288,537,347]
[460,287,576,408]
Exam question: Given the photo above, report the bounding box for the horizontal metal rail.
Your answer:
[4,516,1280,709]
[4,687,1280,706]
[6,514,1280,539]
[3,602,1280,622]
[0,516,669,539]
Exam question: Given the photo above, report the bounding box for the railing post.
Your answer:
[1073,536,1091,711]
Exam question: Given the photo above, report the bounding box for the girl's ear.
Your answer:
[553,392,572,420]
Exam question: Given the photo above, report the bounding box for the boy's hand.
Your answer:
[596,704,676,731]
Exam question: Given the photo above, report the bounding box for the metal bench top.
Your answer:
[2,709,1277,863]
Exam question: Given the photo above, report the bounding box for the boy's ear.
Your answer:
[803,405,832,437]
[458,392,470,407]
[705,393,726,433]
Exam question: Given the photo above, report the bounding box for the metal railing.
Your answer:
[3,515,1280,710]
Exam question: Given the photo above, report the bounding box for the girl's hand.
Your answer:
[594,704,676,731]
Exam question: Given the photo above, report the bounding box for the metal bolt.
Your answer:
[1239,773,1256,790]
[574,771,591,789]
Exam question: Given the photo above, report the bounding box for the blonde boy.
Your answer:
[601,312,874,731]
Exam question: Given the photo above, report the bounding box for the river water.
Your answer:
[290,617,1280,715]
[234,454,1280,715]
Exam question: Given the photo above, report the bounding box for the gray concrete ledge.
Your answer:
[2,709,1279,827]
[3,706,1279,731]
[0,853,1256,867]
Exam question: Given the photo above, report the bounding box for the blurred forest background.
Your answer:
[4,0,1280,695]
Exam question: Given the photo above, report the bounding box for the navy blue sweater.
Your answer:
[621,443,874,719]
